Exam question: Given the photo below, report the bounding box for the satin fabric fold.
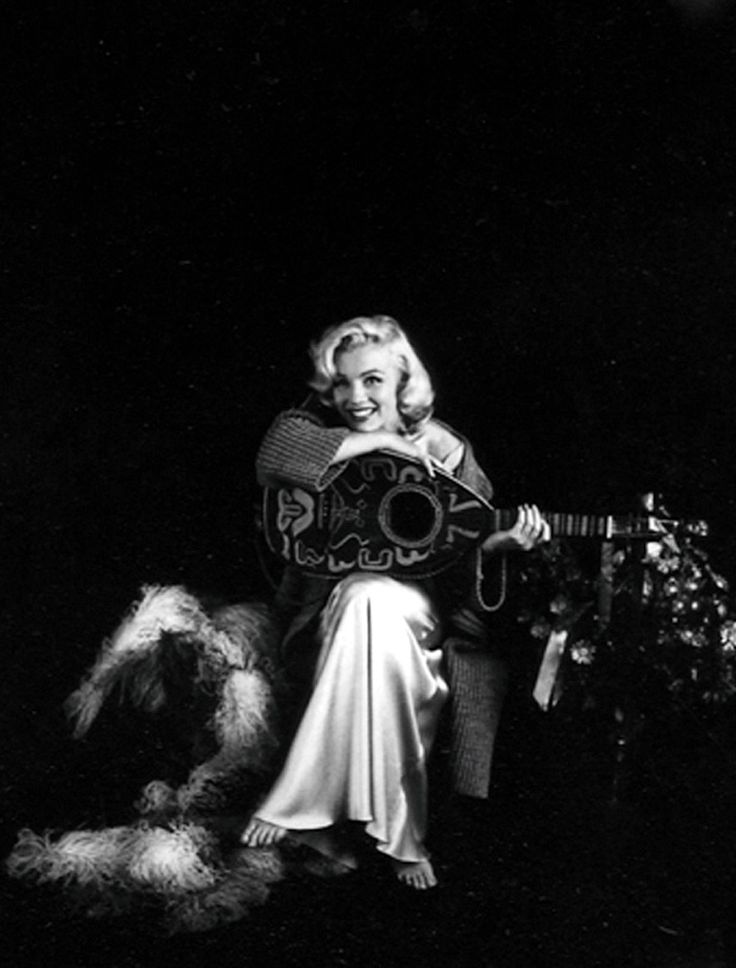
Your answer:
[256,574,448,862]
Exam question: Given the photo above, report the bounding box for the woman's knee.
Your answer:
[330,575,440,660]
[334,574,430,618]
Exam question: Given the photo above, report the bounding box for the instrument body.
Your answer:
[262,451,708,579]
[263,451,492,578]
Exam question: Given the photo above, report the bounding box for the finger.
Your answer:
[530,506,549,544]
[523,504,546,546]
[533,507,551,542]
[519,504,534,533]
[530,512,551,544]
[528,504,543,534]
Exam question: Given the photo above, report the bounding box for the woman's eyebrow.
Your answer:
[334,367,384,381]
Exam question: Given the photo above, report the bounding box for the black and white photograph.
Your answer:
[3,3,736,966]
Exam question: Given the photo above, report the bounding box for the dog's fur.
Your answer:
[7,586,289,931]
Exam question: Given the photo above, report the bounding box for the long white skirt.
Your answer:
[256,574,448,862]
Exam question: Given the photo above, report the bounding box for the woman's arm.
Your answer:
[331,429,438,476]
[256,411,351,491]
[256,411,438,491]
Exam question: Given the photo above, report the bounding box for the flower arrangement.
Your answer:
[516,532,736,713]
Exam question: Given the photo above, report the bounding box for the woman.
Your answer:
[242,315,548,889]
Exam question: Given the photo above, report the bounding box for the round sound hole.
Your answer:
[378,484,443,549]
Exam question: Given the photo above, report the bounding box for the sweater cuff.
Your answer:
[256,413,351,492]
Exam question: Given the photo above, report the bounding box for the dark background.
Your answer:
[3,2,736,966]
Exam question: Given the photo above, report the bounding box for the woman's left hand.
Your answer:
[482,504,551,555]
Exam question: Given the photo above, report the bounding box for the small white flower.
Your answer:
[720,621,736,652]
[713,573,730,592]
[570,641,594,665]
[549,594,568,615]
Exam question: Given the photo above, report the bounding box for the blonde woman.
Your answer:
[242,315,548,889]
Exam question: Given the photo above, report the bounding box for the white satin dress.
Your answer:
[254,572,449,862]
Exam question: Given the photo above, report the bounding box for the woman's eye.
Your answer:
[365,376,382,386]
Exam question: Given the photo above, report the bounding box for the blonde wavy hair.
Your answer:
[308,315,435,433]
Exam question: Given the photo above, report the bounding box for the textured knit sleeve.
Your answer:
[256,409,351,492]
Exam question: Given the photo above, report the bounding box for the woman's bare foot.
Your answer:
[241,817,288,847]
[391,858,438,890]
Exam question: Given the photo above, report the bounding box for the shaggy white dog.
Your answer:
[6,586,288,932]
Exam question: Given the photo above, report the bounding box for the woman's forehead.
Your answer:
[334,342,397,375]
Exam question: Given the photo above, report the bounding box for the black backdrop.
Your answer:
[6,3,736,600]
[3,3,736,963]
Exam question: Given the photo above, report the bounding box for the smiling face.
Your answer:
[332,342,404,433]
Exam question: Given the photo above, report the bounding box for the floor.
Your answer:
[2,583,734,968]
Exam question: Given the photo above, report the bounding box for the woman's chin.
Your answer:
[346,416,381,432]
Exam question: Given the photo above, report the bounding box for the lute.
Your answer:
[262,451,708,579]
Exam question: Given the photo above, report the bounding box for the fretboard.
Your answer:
[490,510,708,540]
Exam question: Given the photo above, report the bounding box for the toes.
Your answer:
[393,860,437,890]
[241,819,285,847]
